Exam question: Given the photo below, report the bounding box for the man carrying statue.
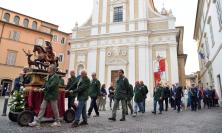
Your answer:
[28,64,61,127]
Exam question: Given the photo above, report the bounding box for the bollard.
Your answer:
[2,87,10,116]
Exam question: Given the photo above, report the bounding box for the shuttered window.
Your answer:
[9,31,20,41]
[6,51,16,65]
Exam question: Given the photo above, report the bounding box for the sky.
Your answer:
[0,0,199,75]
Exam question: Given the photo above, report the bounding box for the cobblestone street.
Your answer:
[0,98,222,133]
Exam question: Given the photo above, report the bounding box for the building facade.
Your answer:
[70,0,185,97]
[186,72,200,88]
[194,0,222,103]
[0,7,71,95]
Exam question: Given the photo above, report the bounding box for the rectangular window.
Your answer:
[113,6,123,22]
[9,31,20,41]
[216,0,222,30]
[53,35,58,42]
[58,53,64,63]
[61,37,65,44]
[204,33,210,59]
[6,51,16,65]
[208,17,215,47]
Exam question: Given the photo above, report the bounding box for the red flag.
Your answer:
[154,72,161,82]
[159,59,165,72]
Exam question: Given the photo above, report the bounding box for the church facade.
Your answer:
[69,0,184,94]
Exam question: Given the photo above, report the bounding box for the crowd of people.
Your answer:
[152,83,220,114]
[13,66,219,128]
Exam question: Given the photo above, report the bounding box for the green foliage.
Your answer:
[8,89,25,112]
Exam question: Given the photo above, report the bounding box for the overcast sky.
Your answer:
[0,0,199,75]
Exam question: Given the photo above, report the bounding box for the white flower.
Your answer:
[21,95,24,98]
[13,97,16,99]
[14,102,17,104]
[20,101,23,103]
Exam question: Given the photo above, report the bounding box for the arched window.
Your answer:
[3,13,10,22]
[14,16,20,25]
[23,19,29,28]
[32,21,37,30]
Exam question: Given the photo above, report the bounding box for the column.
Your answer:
[148,46,153,99]
[170,45,179,84]
[128,46,136,85]
[138,0,147,30]
[138,45,149,86]
[99,48,106,84]
[101,0,107,34]
[91,0,99,35]
[87,49,97,77]
[129,0,135,31]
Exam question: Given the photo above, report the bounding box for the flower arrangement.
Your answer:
[8,87,26,112]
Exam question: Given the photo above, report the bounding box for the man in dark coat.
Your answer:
[175,85,184,112]
[66,70,78,109]
[72,70,90,127]
[29,64,61,127]
[191,84,198,111]
[108,69,129,121]
[13,72,24,92]
[88,73,101,117]
[163,83,171,111]
[140,81,148,112]
[108,83,115,110]
[133,81,144,117]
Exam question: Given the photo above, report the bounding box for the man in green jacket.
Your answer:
[71,70,90,127]
[152,83,164,114]
[108,69,129,121]
[140,81,148,112]
[133,81,144,117]
[29,64,61,127]
[66,70,78,109]
[88,72,101,117]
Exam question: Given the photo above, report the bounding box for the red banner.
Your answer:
[154,72,161,82]
[159,59,166,72]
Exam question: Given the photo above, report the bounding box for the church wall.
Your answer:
[70,0,182,99]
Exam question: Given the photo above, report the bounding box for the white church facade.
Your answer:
[69,0,184,93]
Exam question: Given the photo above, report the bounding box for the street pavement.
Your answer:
[0,97,222,133]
